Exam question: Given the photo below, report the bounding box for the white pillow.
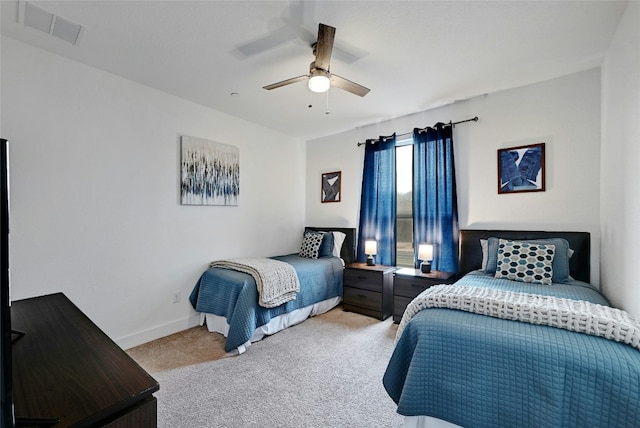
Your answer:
[480,239,488,270]
[331,231,346,257]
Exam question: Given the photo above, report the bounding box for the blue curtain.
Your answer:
[357,134,397,266]
[412,124,459,273]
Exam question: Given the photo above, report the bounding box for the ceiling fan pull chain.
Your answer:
[325,90,330,115]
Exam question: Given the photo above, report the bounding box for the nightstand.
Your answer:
[343,263,396,320]
[393,268,455,323]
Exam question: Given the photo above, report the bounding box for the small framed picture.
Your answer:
[321,171,341,203]
[498,143,545,194]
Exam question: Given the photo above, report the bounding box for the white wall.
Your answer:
[1,38,306,348]
[601,2,640,319]
[307,68,602,285]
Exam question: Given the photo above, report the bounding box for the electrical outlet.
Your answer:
[172,290,182,304]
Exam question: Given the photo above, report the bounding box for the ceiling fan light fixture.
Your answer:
[308,70,331,93]
[263,24,369,97]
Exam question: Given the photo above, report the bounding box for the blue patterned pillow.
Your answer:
[494,239,555,285]
[485,237,572,283]
[299,231,324,259]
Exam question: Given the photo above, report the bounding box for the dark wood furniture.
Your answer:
[343,263,396,320]
[11,293,159,427]
[393,268,455,323]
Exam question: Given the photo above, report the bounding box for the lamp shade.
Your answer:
[364,240,377,256]
[418,244,433,261]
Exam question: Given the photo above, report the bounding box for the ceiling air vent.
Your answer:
[22,1,83,45]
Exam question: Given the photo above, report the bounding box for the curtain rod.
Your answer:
[356,116,478,146]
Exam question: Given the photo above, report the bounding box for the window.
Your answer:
[396,140,413,267]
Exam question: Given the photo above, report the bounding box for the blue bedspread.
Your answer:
[189,254,343,352]
[383,271,640,427]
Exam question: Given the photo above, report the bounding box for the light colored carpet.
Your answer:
[128,306,404,428]
[127,324,233,373]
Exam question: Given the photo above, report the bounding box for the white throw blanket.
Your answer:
[397,283,640,351]
[210,258,300,308]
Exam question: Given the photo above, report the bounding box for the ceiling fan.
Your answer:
[263,23,370,97]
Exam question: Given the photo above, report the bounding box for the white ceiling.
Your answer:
[0,1,627,141]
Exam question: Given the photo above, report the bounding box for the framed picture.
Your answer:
[321,171,341,203]
[497,143,545,194]
[180,135,239,205]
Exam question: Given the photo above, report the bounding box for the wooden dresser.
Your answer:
[11,293,159,427]
[343,263,396,320]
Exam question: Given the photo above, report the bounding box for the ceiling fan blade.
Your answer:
[330,45,362,65]
[314,23,335,71]
[263,75,309,90]
[235,26,298,58]
[330,74,370,97]
[332,40,368,64]
[234,1,315,58]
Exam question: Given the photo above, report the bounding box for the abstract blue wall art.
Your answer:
[497,143,545,194]
[180,136,239,205]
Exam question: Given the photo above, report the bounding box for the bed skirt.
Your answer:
[199,296,342,354]
[404,416,462,428]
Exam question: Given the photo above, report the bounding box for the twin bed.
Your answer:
[189,227,356,353]
[384,230,640,428]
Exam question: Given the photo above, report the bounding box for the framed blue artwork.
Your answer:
[498,143,545,194]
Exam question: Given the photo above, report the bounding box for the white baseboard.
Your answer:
[117,313,202,350]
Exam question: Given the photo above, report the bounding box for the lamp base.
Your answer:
[367,255,375,266]
[420,262,431,273]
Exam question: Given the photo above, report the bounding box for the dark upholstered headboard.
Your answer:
[305,227,357,266]
[459,229,591,283]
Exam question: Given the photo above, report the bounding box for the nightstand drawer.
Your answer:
[344,269,382,292]
[344,286,383,311]
[342,263,395,320]
[394,276,433,298]
[392,270,455,324]
[394,296,413,317]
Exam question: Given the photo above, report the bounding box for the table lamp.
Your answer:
[418,244,433,273]
[365,240,377,266]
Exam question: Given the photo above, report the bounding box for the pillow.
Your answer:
[485,237,572,283]
[310,229,347,258]
[331,231,347,258]
[318,232,334,258]
[480,239,488,270]
[494,239,555,285]
[299,231,324,259]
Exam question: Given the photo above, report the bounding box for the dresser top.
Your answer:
[11,292,159,427]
